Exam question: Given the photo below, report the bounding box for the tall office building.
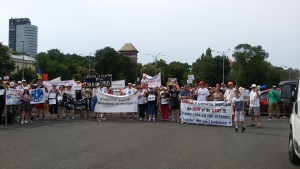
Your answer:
[9,18,38,57]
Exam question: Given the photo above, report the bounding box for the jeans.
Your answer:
[147,103,156,116]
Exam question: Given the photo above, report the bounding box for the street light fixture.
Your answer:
[146,53,165,75]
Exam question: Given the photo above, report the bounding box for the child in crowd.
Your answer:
[232,90,246,132]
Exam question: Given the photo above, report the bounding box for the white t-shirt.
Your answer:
[64,89,76,98]
[224,88,236,102]
[137,90,146,104]
[249,90,260,107]
[197,88,210,101]
[97,87,107,93]
[123,87,137,95]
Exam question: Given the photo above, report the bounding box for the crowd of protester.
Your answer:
[0,76,283,132]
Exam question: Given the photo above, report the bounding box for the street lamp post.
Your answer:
[89,53,92,75]
[212,49,231,84]
[21,40,25,80]
[146,53,165,75]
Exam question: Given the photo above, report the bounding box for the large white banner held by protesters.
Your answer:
[142,72,161,87]
[181,99,232,127]
[94,91,138,113]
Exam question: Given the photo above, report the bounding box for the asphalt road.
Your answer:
[0,116,298,169]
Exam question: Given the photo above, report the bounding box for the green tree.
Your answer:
[167,61,191,86]
[10,67,37,82]
[191,48,230,86]
[94,47,138,83]
[0,43,15,77]
[46,60,71,80]
[232,44,269,87]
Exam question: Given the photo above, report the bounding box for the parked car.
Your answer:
[279,80,298,117]
[289,79,300,164]
[259,89,271,114]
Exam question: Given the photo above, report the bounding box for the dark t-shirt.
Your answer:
[146,91,158,104]
[169,90,180,108]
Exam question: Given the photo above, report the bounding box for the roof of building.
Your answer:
[119,43,139,53]
[11,55,36,62]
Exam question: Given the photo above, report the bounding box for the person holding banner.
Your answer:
[48,84,60,120]
[32,79,47,120]
[146,87,158,122]
[122,83,137,120]
[0,78,5,124]
[196,81,210,101]
[64,84,75,119]
[137,85,147,121]
[58,85,65,118]
[179,85,191,124]
[169,85,180,122]
[159,87,171,121]
[96,82,108,121]
[20,87,32,124]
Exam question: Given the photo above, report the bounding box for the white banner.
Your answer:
[143,72,161,87]
[180,99,232,127]
[72,84,82,91]
[94,91,138,113]
[43,80,76,87]
[30,88,46,104]
[50,77,61,82]
[187,79,193,84]
[112,80,125,91]
[5,89,22,105]
[188,75,194,80]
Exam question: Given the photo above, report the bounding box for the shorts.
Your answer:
[35,103,44,109]
[234,111,245,122]
[249,107,260,116]
[269,103,279,114]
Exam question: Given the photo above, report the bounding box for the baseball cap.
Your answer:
[251,84,257,88]
[228,81,233,85]
[272,85,277,88]
[24,87,29,90]
[199,81,205,85]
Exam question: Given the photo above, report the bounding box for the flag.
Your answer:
[37,66,42,79]
[42,74,48,81]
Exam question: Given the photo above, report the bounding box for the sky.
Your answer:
[1,0,299,69]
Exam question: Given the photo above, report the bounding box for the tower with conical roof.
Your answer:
[119,43,138,63]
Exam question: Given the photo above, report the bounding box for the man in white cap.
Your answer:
[248,84,262,128]
[16,81,23,90]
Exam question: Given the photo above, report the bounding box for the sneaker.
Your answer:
[21,121,24,124]
[71,117,74,120]
[268,117,272,121]
[181,121,186,124]
[24,120,28,124]
[283,116,288,119]
[250,123,255,127]
[148,118,151,122]
[139,118,142,121]
[153,117,156,122]
[241,127,246,132]
[234,128,239,133]
[277,117,280,120]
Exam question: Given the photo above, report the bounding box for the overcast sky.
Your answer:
[1,0,299,69]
